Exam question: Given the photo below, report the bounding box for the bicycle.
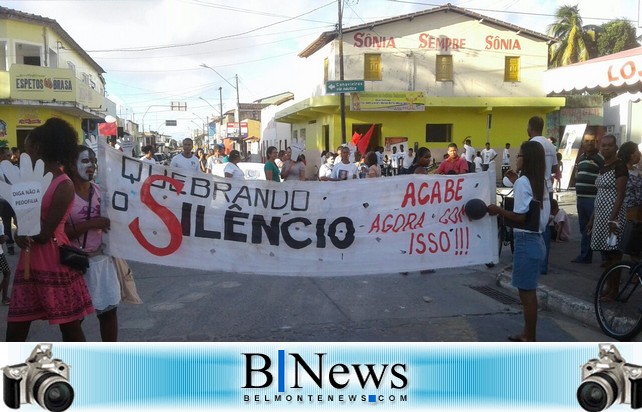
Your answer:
[594,260,642,341]
[496,189,515,256]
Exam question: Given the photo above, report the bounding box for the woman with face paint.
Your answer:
[64,145,121,341]
[6,118,94,342]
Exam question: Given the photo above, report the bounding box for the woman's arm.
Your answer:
[608,174,628,233]
[32,180,75,243]
[64,216,110,241]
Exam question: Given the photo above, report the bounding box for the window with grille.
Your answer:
[504,56,520,82]
[364,54,382,81]
[426,124,453,142]
[436,55,453,81]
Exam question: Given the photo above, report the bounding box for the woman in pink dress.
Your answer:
[6,118,94,341]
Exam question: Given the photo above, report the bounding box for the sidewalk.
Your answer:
[493,189,641,341]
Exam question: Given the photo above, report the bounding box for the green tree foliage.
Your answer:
[597,19,639,56]
[548,4,590,67]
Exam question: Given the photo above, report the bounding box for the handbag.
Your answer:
[503,197,542,232]
[60,184,93,274]
[112,257,143,304]
[58,243,90,273]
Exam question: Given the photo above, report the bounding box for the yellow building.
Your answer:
[275,4,565,172]
[0,6,109,147]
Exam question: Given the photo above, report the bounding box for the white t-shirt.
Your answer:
[473,157,483,173]
[140,155,155,164]
[404,153,414,170]
[530,136,558,193]
[170,153,201,172]
[553,209,571,240]
[481,148,497,165]
[319,164,333,180]
[463,144,475,162]
[206,156,225,173]
[331,161,360,180]
[224,162,245,180]
[503,148,510,165]
[391,152,401,168]
[376,152,384,166]
[513,175,551,233]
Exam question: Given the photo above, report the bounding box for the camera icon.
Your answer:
[578,344,642,411]
[3,343,74,411]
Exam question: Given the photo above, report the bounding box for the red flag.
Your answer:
[98,122,117,136]
[351,131,361,146]
[357,124,375,155]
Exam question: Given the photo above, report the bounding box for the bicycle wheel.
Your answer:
[595,261,642,341]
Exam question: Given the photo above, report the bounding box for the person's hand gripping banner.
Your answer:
[0,154,53,278]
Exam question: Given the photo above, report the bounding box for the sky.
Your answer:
[4,0,641,141]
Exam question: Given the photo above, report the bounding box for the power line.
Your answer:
[86,1,336,53]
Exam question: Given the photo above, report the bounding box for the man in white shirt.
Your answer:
[170,138,201,172]
[139,145,155,164]
[527,115,559,275]
[480,142,497,171]
[205,145,225,174]
[462,137,475,172]
[502,143,511,166]
[331,146,359,180]
[390,146,401,175]
[403,148,415,173]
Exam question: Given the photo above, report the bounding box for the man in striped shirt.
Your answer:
[572,133,604,264]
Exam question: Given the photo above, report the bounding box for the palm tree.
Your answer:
[548,5,591,67]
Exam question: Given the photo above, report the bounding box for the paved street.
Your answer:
[0,257,609,342]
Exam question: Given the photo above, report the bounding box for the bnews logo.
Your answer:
[242,350,408,404]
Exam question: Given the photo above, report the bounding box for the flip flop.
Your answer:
[2,298,9,305]
[507,334,528,342]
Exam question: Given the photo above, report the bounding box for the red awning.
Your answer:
[544,46,642,95]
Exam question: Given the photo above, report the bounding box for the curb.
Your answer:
[495,266,597,328]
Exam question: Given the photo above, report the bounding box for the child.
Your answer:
[550,199,570,241]
[0,217,11,305]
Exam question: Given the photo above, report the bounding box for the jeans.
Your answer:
[576,196,595,262]
[541,225,551,274]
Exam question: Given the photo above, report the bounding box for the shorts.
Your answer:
[511,231,545,291]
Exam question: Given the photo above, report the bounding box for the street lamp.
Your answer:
[200,63,240,130]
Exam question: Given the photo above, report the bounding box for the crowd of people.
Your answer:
[5,114,641,344]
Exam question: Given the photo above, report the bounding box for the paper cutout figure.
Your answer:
[290,142,304,161]
[0,153,53,236]
[84,135,98,153]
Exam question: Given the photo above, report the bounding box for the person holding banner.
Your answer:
[281,147,306,181]
[487,141,549,342]
[330,146,360,181]
[264,146,281,182]
[65,145,121,342]
[436,143,469,175]
[224,150,245,180]
[6,118,94,342]
[170,138,200,172]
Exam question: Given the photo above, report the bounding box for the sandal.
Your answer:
[2,298,9,305]
[507,334,528,342]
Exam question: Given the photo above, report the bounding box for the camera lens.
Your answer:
[43,382,73,412]
[577,373,618,412]
[32,372,74,412]
[578,382,609,411]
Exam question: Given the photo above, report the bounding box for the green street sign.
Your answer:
[326,80,365,94]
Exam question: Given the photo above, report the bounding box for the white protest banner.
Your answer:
[0,154,52,236]
[210,162,266,180]
[99,139,498,276]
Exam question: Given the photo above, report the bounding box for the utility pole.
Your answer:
[219,87,223,144]
[338,0,347,144]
